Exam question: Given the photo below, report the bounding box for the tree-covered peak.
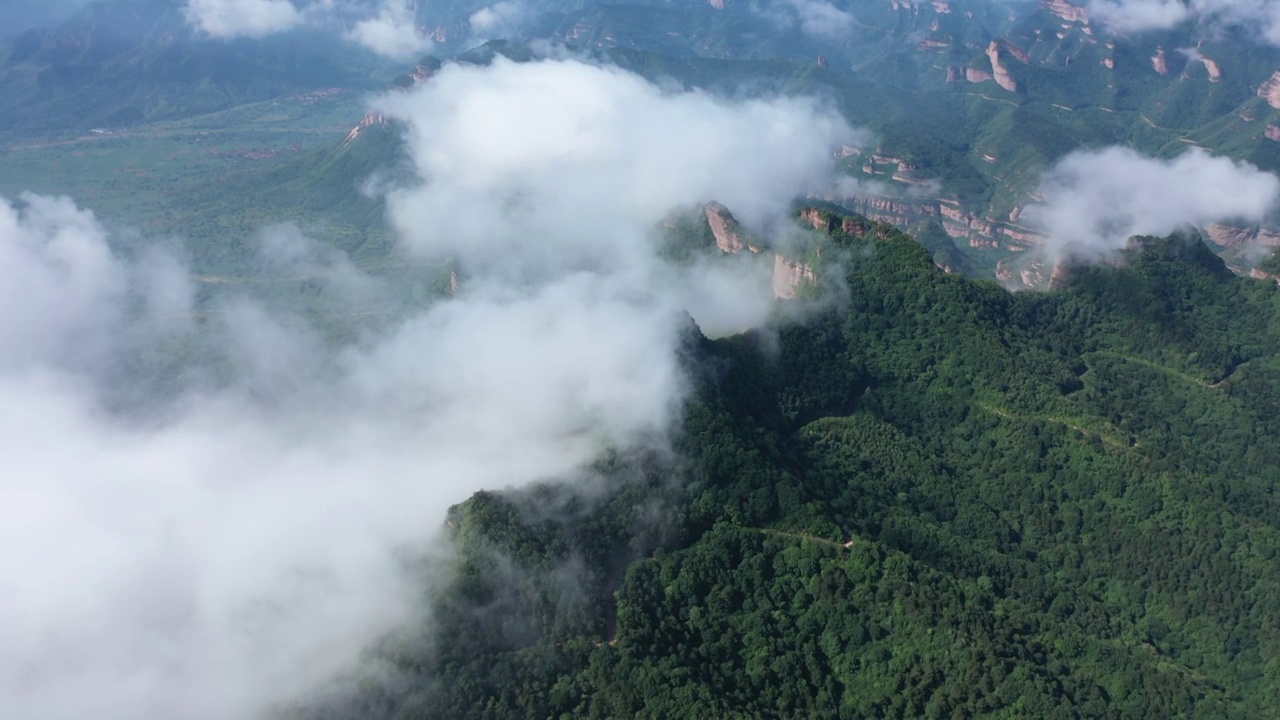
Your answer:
[298,209,1280,718]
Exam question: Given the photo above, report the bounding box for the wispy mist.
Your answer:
[346,0,432,60]
[1024,146,1280,263]
[185,0,304,38]
[0,57,854,719]
[749,0,856,39]
[1089,0,1280,44]
[185,0,429,59]
[468,1,531,44]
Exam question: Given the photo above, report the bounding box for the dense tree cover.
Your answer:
[305,209,1280,719]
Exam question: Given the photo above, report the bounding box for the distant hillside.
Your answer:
[15,0,1280,280]
[0,0,390,135]
[485,1,1280,270]
[0,0,89,37]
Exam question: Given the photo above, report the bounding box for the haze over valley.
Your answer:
[6,1,1280,717]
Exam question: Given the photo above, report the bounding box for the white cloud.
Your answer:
[184,0,303,38]
[347,0,432,61]
[789,0,855,38]
[0,58,856,718]
[469,1,531,43]
[831,174,944,200]
[1024,146,1280,260]
[374,57,855,275]
[184,0,431,57]
[0,194,193,376]
[749,0,854,39]
[1089,0,1280,44]
[0,204,685,720]
[1088,0,1189,31]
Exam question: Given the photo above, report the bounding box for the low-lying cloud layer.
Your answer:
[185,0,304,38]
[346,0,432,61]
[1026,146,1280,260]
[468,1,531,44]
[0,58,853,719]
[1089,0,1280,44]
[375,57,854,274]
[751,0,855,40]
[185,0,430,59]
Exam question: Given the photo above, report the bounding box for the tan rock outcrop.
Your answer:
[800,207,836,232]
[1203,223,1280,248]
[845,196,939,224]
[343,111,387,145]
[939,202,967,224]
[705,202,756,254]
[409,64,435,85]
[1203,223,1255,247]
[891,163,928,184]
[773,254,816,299]
[344,63,436,146]
[1252,268,1280,284]
[986,41,1018,92]
[1001,228,1044,245]
[1040,0,1088,23]
[1152,47,1168,75]
[1259,71,1280,109]
[1001,41,1031,65]
[966,67,993,83]
[1202,57,1222,82]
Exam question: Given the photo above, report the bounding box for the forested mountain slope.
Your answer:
[304,206,1280,719]
[0,0,389,133]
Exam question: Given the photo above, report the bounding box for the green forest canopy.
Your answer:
[305,208,1280,719]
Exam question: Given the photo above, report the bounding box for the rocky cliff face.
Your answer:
[343,111,388,145]
[1000,40,1032,66]
[702,205,816,300]
[1251,267,1280,284]
[1041,0,1089,23]
[705,202,759,254]
[995,255,1069,290]
[772,254,816,300]
[1259,71,1280,109]
[985,41,1018,92]
[1196,55,1223,82]
[344,62,437,145]
[1203,223,1280,248]
[966,67,994,83]
[824,191,1043,251]
[800,207,867,237]
[1152,47,1169,75]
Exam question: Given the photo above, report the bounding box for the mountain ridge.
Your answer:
[300,203,1280,718]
